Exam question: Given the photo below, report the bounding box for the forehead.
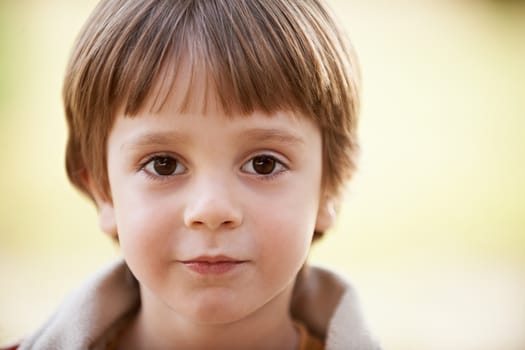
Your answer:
[113,50,320,146]
[112,85,321,156]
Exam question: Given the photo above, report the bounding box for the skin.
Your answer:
[93,71,334,350]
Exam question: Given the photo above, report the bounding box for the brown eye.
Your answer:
[144,156,186,176]
[241,154,287,178]
[154,157,177,175]
[252,156,276,175]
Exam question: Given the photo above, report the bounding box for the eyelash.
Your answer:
[139,154,187,181]
[240,154,288,181]
[139,153,288,181]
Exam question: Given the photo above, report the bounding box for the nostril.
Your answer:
[193,221,205,226]
[183,199,243,230]
[223,220,235,227]
[190,219,238,231]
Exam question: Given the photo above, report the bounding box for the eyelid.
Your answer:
[137,151,186,168]
[139,153,188,178]
[240,152,289,178]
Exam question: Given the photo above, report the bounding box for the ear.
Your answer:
[97,201,118,238]
[81,171,118,238]
[315,196,336,233]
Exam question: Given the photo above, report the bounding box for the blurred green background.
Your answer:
[1,0,524,349]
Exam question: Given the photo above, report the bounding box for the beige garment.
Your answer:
[17,259,381,350]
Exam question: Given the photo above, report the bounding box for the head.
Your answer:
[63,0,361,329]
[64,0,361,233]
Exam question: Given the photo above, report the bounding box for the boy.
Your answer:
[9,0,380,349]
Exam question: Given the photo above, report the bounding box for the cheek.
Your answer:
[113,197,182,290]
[250,194,318,271]
[252,169,321,243]
[113,189,179,260]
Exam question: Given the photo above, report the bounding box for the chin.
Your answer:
[177,291,253,326]
[187,305,249,326]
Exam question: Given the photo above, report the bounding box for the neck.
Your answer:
[119,284,299,350]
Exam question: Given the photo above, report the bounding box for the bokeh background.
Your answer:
[1,0,524,349]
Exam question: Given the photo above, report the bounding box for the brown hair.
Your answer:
[64,0,360,206]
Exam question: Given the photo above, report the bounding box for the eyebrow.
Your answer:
[121,131,190,151]
[239,128,306,147]
[120,127,305,152]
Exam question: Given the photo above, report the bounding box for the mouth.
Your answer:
[178,255,248,275]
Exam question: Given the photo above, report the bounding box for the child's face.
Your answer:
[98,79,333,325]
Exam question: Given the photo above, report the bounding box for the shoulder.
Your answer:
[291,264,357,335]
[291,264,382,349]
[13,259,139,350]
[292,265,358,318]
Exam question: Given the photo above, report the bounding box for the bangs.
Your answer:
[101,0,354,120]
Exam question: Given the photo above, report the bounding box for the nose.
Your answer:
[183,177,243,231]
